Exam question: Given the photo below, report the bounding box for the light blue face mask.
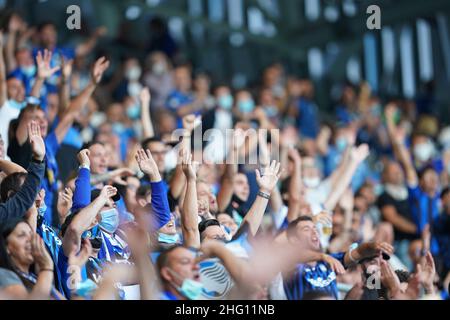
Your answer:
[238,99,255,114]
[21,65,36,77]
[126,105,141,120]
[336,137,348,152]
[8,99,26,110]
[168,268,204,300]
[112,123,125,135]
[218,94,233,110]
[99,208,120,234]
[75,279,98,297]
[264,105,278,117]
[158,232,180,244]
[37,202,47,217]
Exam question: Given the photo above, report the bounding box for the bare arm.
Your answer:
[384,104,418,187]
[323,144,369,211]
[140,87,154,139]
[180,149,200,248]
[54,57,109,144]
[381,205,417,234]
[57,57,73,118]
[75,27,106,58]
[0,159,27,174]
[242,160,282,236]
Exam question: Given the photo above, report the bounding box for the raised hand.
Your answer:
[287,146,302,167]
[110,168,134,186]
[31,233,54,271]
[384,103,397,124]
[57,187,73,220]
[77,149,90,167]
[256,160,282,194]
[28,121,45,161]
[358,241,394,259]
[135,149,160,180]
[258,130,271,167]
[350,144,369,164]
[36,49,60,80]
[94,26,108,37]
[61,57,73,80]
[380,259,401,298]
[417,251,436,294]
[182,114,201,134]
[91,56,110,84]
[68,238,93,269]
[100,185,117,201]
[180,148,196,181]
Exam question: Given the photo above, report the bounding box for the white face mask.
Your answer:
[164,148,178,172]
[152,62,167,75]
[125,66,142,81]
[384,183,408,201]
[413,142,434,162]
[303,177,321,188]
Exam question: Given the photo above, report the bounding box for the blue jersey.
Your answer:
[42,132,61,226]
[283,252,345,300]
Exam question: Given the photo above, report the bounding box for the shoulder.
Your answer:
[0,268,23,288]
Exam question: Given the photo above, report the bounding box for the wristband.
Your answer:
[79,164,90,170]
[348,243,359,264]
[257,191,270,200]
[40,268,54,273]
[31,157,45,164]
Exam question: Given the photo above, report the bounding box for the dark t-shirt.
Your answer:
[377,192,416,241]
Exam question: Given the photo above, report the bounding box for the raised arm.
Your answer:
[140,87,154,139]
[71,149,92,211]
[135,148,171,230]
[63,185,117,256]
[217,129,244,212]
[57,57,73,118]
[0,159,27,175]
[342,241,394,268]
[323,144,369,211]
[169,115,198,200]
[75,26,106,58]
[242,160,282,236]
[54,57,109,144]
[0,122,45,224]
[180,148,200,249]
[385,104,418,186]
[286,147,302,223]
[30,49,60,98]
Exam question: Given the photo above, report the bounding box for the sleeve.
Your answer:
[407,185,421,199]
[0,161,45,224]
[71,168,91,211]
[377,193,394,209]
[0,268,24,288]
[150,180,171,231]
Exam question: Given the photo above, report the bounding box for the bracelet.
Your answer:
[257,191,270,200]
[79,164,90,170]
[348,243,359,264]
[40,268,54,273]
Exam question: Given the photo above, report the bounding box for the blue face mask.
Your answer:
[21,65,36,77]
[238,99,255,114]
[158,232,180,244]
[264,105,278,117]
[112,123,125,134]
[37,202,47,217]
[75,279,98,297]
[168,268,204,300]
[99,209,120,234]
[8,99,26,110]
[126,105,141,120]
[336,137,348,152]
[218,94,233,110]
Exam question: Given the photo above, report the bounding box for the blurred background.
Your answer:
[1,0,450,121]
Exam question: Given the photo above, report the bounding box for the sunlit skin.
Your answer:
[217,213,238,237]
[196,182,218,213]
[6,78,26,102]
[159,214,177,235]
[160,247,201,297]
[88,143,108,174]
[290,220,321,252]
[201,225,227,242]
[144,141,167,174]
[6,222,34,273]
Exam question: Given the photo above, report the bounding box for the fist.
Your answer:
[77,149,90,167]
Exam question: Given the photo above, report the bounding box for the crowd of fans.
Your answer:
[0,12,449,300]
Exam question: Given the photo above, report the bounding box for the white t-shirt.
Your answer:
[0,101,20,160]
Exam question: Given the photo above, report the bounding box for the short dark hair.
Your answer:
[156,245,184,278]
[198,219,221,235]
[0,172,28,202]
[136,184,152,198]
[301,290,335,300]
[286,216,313,239]
[141,137,164,149]
[81,141,104,152]
[37,21,56,32]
